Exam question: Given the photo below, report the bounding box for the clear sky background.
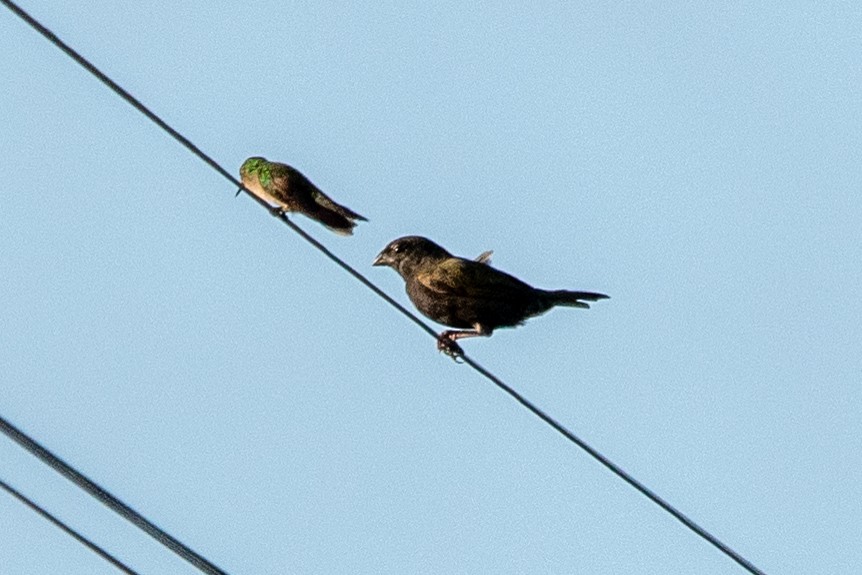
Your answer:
[1,2,860,574]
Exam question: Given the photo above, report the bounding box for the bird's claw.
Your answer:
[269,206,286,218]
[436,334,464,362]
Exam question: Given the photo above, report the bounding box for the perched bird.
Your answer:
[238,156,367,235]
[373,236,608,356]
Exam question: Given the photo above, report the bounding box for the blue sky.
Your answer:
[1,2,860,573]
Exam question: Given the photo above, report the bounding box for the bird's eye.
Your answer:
[392,244,401,253]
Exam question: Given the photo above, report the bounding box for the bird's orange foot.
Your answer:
[436,333,464,361]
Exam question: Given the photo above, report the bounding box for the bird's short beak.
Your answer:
[372,252,389,267]
[235,187,243,198]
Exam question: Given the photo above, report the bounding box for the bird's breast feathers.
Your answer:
[241,173,288,209]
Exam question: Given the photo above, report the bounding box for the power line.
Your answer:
[460,358,766,574]
[0,477,142,575]
[0,416,230,575]
[1,2,766,574]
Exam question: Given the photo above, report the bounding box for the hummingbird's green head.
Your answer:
[240,156,268,181]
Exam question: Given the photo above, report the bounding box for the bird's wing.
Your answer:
[309,186,367,221]
[267,162,293,196]
[283,167,366,221]
[416,258,531,298]
[474,250,493,264]
[268,163,327,211]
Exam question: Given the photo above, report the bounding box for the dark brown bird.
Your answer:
[239,156,367,235]
[373,236,608,356]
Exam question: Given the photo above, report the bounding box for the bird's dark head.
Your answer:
[373,236,452,279]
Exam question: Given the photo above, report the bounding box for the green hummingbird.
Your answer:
[238,157,367,235]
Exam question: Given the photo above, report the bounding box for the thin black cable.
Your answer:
[0,416,229,575]
[1,2,765,574]
[0,477,142,575]
[460,356,766,575]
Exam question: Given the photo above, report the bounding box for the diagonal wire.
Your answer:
[459,357,766,575]
[0,477,142,575]
[1,2,766,574]
[0,416,229,575]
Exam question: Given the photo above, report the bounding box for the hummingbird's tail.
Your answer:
[308,204,365,236]
[307,189,367,235]
[331,202,368,223]
[544,289,610,309]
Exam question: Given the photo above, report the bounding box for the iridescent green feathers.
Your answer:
[239,157,272,187]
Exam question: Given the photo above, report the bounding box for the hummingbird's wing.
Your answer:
[308,186,368,222]
[284,166,367,222]
[263,163,365,235]
[265,163,297,206]
[277,167,363,235]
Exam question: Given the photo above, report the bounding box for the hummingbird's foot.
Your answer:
[436,333,465,362]
[269,205,287,218]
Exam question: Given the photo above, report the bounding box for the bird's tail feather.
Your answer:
[309,206,357,235]
[313,192,368,222]
[336,204,368,222]
[545,290,610,309]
